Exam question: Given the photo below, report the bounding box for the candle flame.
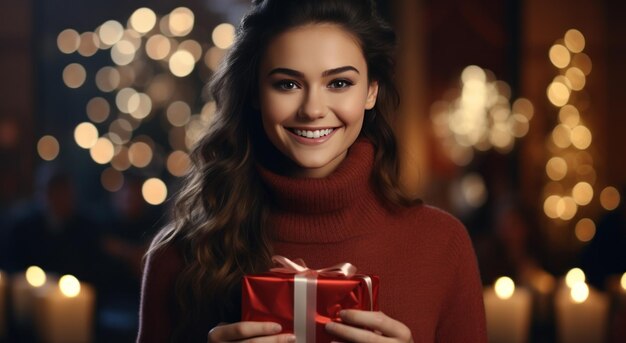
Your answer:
[59,275,81,297]
[494,276,515,299]
[25,266,47,287]
[565,268,585,288]
[621,272,626,291]
[570,281,589,303]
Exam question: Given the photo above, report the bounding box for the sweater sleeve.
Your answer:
[435,221,487,342]
[137,245,184,343]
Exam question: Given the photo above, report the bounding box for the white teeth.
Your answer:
[292,128,334,138]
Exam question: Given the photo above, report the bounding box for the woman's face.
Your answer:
[258,23,378,178]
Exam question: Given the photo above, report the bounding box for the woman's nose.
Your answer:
[298,87,326,120]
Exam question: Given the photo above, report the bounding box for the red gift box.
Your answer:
[242,256,379,342]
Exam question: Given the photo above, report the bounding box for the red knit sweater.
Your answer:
[138,140,487,342]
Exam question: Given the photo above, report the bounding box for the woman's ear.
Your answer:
[365,80,379,110]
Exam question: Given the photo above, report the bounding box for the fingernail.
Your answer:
[286,334,296,342]
[271,323,282,333]
[339,310,346,317]
[326,322,336,330]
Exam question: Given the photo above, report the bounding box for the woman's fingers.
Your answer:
[326,310,413,342]
[208,321,292,342]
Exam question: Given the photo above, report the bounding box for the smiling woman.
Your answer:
[138,1,487,342]
[258,24,378,178]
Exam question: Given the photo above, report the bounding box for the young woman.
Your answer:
[138,1,487,342]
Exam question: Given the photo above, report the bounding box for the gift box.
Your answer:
[242,256,379,342]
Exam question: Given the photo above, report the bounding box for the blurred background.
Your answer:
[0,0,624,342]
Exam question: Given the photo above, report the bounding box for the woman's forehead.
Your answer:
[259,23,366,75]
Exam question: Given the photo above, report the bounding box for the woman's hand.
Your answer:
[208,322,296,342]
[325,310,414,343]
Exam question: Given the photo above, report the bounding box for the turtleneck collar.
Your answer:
[257,139,387,243]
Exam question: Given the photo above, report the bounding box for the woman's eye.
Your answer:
[329,79,353,89]
[274,81,299,90]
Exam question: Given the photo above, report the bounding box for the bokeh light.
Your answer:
[63,63,87,88]
[575,218,596,242]
[546,157,568,181]
[547,82,570,107]
[169,50,195,77]
[86,97,110,123]
[570,281,589,303]
[99,20,124,45]
[494,276,515,300]
[37,135,60,161]
[572,181,593,205]
[128,141,153,168]
[101,167,124,192]
[570,125,592,150]
[74,122,99,149]
[129,7,157,34]
[549,44,571,69]
[169,7,194,37]
[142,178,168,205]
[565,268,586,288]
[564,29,585,53]
[166,101,191,127]
[59,275,81,298]
[90,137,115,164]
[599,186,620,210]
[146,34,171,60]
[25,266,46,287]
[78,32,99,57]
[167,150,191,177]
[212,23,235,49]
[57,29,80,54]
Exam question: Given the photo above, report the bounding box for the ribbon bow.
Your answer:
[270,255,374,342]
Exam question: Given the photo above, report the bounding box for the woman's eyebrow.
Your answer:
[266,65,360,78]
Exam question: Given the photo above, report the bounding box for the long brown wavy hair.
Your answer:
[148,0,420,340]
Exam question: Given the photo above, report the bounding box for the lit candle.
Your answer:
[11,266,52,327]
[483,276,532,343]
[555,268,609,343]
[34,274,95,343]
[0,270,6,338]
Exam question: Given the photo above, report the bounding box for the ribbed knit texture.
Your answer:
[138,139,487,343]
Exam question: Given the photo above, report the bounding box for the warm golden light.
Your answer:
[95,66,120,92]
[74,122,99,149]
[572,53,592,75]
[57,29,80,54]
[599,186,621,210]
[99,20,124,45]
[142,178,168,205]
[559,105,580,127]
[86,97,110,123]
[549,44,571,69]
[494,276,515,300]
[167,150,191,177]
[512,98,534,120]
[547,82,570,107]
[101,167,124,192]
[128,141,153,168]
[116,87,138,113]
[565,268,586,288]
[169,7,194,37]
[78,32,99,57]
[63,63,87,89]
[544,195,561,219]
[570,282,589,303]
[204,46,227,71]
[570,125,592,150]
[461,173,487,208]
[169,50,195,77]
[558,196,578,220]
[212,23,235,49]
[572,182,593,205]
[146,34,171,60]
[90,137,115,164]
[37,135,60,161]
[129,7,157,34]
[111,146,131,171]
[25,266,46,287]
[128,93,152,119]
[565,67,586,91]
[575,218,596,242]
[621,273,626,291]
[564,29,585,53]
[546,157,568,181]
[111,40,136,66]
[166,101,191,127]
[59,275,81,298]
[179,39,203,62]
[552,124,572,148]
